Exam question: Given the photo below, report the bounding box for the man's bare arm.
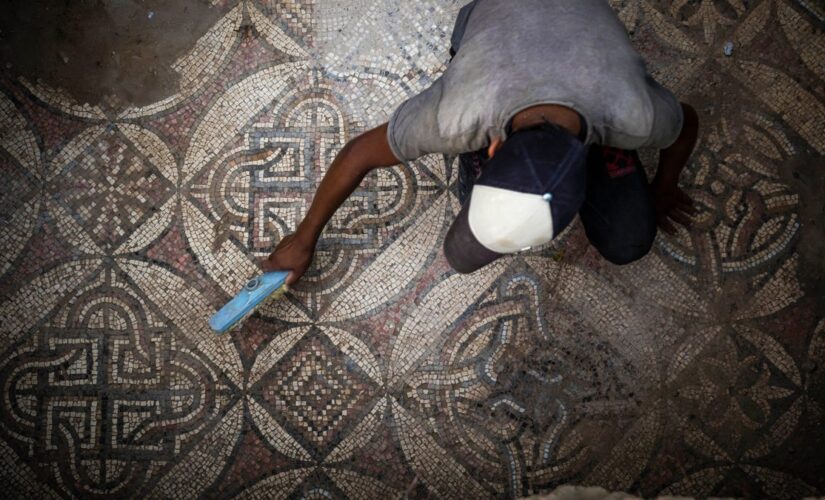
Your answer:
[652,102,699,233]
[261,123,400,284]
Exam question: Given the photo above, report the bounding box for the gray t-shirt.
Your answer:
[387,0,684,162]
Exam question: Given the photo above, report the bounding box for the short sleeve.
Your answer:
[388,79,476,161]
[451,1,479,53]
[643,75,684,149]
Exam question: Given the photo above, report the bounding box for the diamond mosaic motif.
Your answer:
[261,333,376,449]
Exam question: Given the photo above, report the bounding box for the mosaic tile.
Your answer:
[660,111,801,278]
[0,264,240,497]
[0,90,42,277]
[0,0,823,498]
[53,127,176,251]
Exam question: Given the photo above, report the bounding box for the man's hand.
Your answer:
[261,233,315,286]
[653,102,699,235]
[652,179,696,235]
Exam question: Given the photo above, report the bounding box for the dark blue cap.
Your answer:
[444,123,587,273]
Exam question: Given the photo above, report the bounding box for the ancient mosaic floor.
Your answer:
[1,0,824,498]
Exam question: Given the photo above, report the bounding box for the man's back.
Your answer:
[388,0,684,161]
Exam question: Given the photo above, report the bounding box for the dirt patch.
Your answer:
[0,0,224,107]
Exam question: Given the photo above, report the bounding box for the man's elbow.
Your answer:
[341,125,399,175]
[339,136,361,159]
[337,136,374,176]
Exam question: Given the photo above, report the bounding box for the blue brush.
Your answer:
[209,271,289,334]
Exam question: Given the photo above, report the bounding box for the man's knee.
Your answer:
[598,234,655,265]
[444,243,475,274]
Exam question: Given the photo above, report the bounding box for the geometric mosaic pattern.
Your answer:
[1,0,823,498]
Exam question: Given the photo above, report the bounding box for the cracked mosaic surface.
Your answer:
[1,0,823,498]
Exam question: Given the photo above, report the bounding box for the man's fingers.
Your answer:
[285,271,299,286]
[263,258,299,286]
[261,255,283,273]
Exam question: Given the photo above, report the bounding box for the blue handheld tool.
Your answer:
[209,271,289,334]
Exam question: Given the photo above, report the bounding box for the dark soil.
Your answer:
[0,0,224,106]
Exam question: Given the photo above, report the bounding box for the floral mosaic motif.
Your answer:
[669,0,748,43]
[677,327,800,452]
[0,0,823,498]
[662,112,800,276]
[54,127,176,251]
[656,325,816,497]
[393,270,646,496]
